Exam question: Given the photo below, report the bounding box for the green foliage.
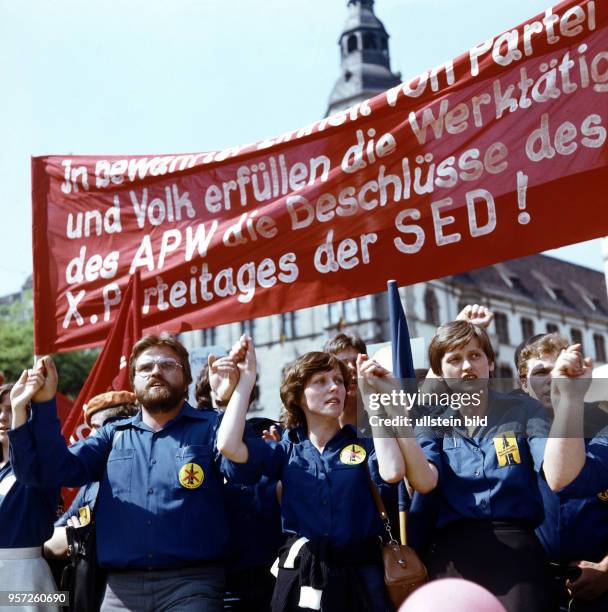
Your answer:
[0,289,98,397]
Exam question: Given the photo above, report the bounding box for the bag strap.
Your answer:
[366,464,399,546]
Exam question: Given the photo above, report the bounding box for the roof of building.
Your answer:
[448,254,608,321]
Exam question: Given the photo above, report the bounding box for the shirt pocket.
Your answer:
[174,445,212,491]
[283,457,317,497]
[106,448,134,496]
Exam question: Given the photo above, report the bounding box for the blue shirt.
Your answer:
[227,425,383,550]
[54,482,100,528]
[0,456,60,548]
[416,392,549,529]
[537,420,608,562]
[223,475,284,572]
[536,473,608,563]
[553,425,608,499]
[10,399,231,569]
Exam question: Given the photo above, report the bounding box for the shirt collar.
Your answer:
[288,424,359,450]
[129,400,212,431]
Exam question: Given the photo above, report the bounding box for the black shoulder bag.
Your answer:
[60,490,107,611]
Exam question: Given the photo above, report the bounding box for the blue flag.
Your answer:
[387,280,415,381]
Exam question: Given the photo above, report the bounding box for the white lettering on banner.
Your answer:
[341,129,397,174]
[66,195,122,239]
[285,141,509,231]
[468,3,596,77]
[525,112,607,161]
[392,175,526,255]
[65,247,119,284]
[63,290,86,328]
[135,253,299,315]
[203,154,331,213]
[406,44,608,145]
[313,231,377,274]
[130,184,195,229]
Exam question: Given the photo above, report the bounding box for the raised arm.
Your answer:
[543,344,592,491]
[358,355,437,492]
[9,356,111,487]
[216,335,257,463]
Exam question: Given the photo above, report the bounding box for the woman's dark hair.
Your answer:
[194,364,213,410]
[279,352,349,429]
[0,383,14,463]
[428,320,496,376]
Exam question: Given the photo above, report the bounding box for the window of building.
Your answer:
[347,34,358,52]
[424,289,440,326]
[494,364,515,393]
[327,297,374,327]
[328,302,341,326]
[594,334,607,363]
[362,32,377,49]
[494,312,510,344]
[201,327,216,346]
[280,311,299,340]
[344,299,358,322]
[520,317,534,342]
[571,328,583,350]
[358,295,373,320]
[546,323,559,334]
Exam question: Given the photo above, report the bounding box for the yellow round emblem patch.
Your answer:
[597,489,608,502]
[179,462,204,489]
[339,444,367,465]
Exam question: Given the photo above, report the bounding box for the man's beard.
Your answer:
[137,377,185,413]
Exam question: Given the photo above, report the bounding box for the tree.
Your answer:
[0,289,98,397]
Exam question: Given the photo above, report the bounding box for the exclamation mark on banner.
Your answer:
[517,171,530,225]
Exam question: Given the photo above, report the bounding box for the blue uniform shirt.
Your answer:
[226,425,383,550]
[554,426,608,499]
[536,406,608,563]
[0,457,60,548]
[416,392,549,529]
[9,398,231,569]
[223,475,284,572]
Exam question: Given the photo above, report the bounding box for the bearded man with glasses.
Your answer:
[9,334,241,612]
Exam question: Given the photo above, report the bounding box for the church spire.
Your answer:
[326,0,401,116]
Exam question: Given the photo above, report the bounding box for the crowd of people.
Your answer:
[0,304,607,612]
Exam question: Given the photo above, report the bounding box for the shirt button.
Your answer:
[148,488,153,495]
[473,448,479,453]
[481,500,487,508]
[151,459,157,465]
[474,470,480,477]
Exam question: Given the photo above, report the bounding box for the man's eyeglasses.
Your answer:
[135,357,184,378]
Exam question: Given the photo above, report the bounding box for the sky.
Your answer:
[0,0,604,297]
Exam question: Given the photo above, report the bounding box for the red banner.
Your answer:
[32,0,608,354]
[60,272,141,445]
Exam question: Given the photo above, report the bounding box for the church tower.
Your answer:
[326,0,401,116]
